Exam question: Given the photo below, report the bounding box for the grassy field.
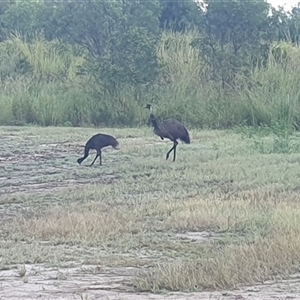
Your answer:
[1,125,300,299]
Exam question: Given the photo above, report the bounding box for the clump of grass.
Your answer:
[6,204,146,246]
[0,241,55,265]
[134,234,300,292]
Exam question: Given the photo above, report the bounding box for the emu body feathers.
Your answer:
[145,104,190,161]
[77,133,119,166]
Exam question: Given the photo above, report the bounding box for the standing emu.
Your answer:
[145,104,190,162]
[77,133,119,166]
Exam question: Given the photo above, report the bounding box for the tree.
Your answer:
[285,5,300,44]
[192,0,275,87]
[50,0,162,92]
[0,0,16,41]
[159,0,203,32]
[1,1,43,38]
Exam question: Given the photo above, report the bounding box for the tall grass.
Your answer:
[0,32,300,128]
[150,35,300,129]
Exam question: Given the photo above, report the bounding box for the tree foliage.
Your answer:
[159,0,203,32]
[192,0,275,87]
[283,7,300,44]
[0,0,15,41]
[48,0,162,92]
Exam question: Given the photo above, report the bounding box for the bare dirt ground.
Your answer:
[1,264,300,299]
[1,126,300,299]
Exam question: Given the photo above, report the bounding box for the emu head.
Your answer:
[145,104,157,126]
[145,104,153,112]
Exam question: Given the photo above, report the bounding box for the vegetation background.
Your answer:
[0,0,300,130]
[3,2,300,295]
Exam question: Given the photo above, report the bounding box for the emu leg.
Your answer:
[99,150,102,165]
[90,154,99,166]
[166,141,176,161]
[173,141,179,162]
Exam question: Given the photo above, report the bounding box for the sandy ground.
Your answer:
[1,264,300,299]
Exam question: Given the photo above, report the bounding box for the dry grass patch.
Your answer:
[134,234,300,292]
[2,189,270,246]
[132,191,300,291]
[5,204,146,246]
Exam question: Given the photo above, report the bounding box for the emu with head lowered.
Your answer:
[77,133,119,166]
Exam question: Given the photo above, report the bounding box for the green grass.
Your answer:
[1,125,300,297]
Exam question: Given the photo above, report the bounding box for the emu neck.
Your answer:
[150,115,160,130]
[83,145,90,158]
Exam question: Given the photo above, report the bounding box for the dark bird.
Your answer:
[145,104,190,161]
[77,133,119,166]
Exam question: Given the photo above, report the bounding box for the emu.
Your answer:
[77,133,119,166]
[145,104,190,162]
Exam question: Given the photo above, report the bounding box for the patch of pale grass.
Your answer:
[133,234,300,292]
[1,190,261,246]
[5,204,146,246]
[0,241,56,268]
[5,186,299,244]
[132,192,300,291]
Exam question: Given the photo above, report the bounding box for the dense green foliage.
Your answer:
[0,0,300,128]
